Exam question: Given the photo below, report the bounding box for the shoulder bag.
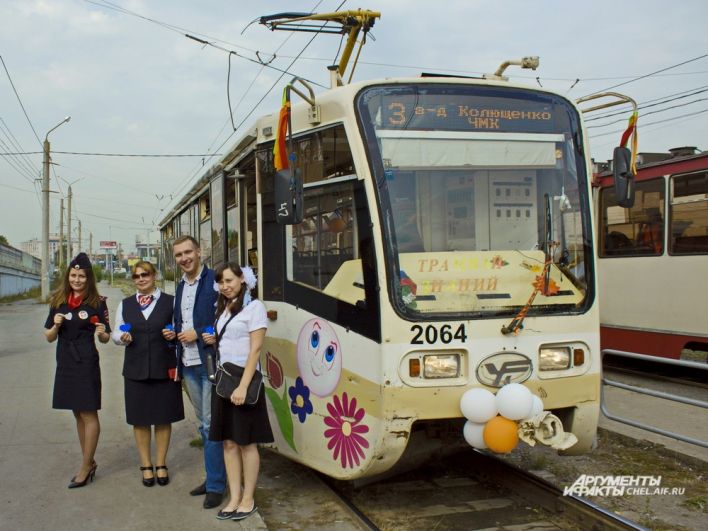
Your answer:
[213,312,263,405]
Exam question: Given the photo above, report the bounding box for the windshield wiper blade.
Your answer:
[501,194,559,335]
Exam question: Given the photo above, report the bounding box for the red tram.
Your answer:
[594,147,708,360]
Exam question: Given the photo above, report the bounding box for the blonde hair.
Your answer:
[131,260,157,276]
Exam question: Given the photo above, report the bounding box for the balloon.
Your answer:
[529,395,544,418]
[205,326,215,335]
[119,323,132,332]
[460,388,498,424]
[483,416,519,453]
[496,383,534,420]
[463,420,487,449]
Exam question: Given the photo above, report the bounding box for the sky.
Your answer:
[1,0,707,253]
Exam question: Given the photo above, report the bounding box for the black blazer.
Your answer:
[122,294,175,380]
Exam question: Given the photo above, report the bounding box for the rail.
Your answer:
[601,349,708,448]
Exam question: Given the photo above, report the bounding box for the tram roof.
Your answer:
[159,75,579,229]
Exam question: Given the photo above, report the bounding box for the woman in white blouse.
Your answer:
[112,261,183,487]
[202,263,273,521]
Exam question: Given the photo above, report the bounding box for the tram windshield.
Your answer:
[357,84,592,318]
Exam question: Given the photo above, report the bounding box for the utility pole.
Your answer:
[67,185,72,262]
[89,232,93,260]
[41,116,70,301]
[78,220,82,253]
[59,198,64,268]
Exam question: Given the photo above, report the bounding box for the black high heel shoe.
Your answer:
[68,462,97,489]
[141,466,155,487]
[155,465,169,486]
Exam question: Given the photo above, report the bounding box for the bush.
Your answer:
[92,264,103,283]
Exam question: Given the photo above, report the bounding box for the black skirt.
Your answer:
[209,385,274,445]
[124,378,185,426]
[53,338,101,411]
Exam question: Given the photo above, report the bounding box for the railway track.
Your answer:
[316,450,644,530]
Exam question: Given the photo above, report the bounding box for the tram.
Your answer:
[595,147,708,360]
[159,10,634,479]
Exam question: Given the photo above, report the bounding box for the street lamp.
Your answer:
[41,116,71,301]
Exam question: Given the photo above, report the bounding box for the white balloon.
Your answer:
[529,395,544,418]
[463,420,487,449]
[496,383,534,420]
[459,388,498,423]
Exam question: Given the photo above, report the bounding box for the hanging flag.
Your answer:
[273,88,291,171]
[620,111,639,174]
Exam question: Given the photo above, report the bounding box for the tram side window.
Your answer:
[670,171,708,255]
[297,125,355,184]
[289,181,358,296]
[600,178,665,257]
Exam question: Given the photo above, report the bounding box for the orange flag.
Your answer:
[273,89,291,171]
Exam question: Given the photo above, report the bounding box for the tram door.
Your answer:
[226,166,258,272]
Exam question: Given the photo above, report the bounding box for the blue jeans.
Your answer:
[183,364,225,494]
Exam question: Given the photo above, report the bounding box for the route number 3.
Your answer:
[410,324,467,344]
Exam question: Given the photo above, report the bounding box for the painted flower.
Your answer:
[400,270,417,309]
[324,392,369,469]
[490,255,509,269]
[265,351,284,389]
[288,377,313,423]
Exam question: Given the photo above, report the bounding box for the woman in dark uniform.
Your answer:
[112,261,184,487]
[44,252,110,488]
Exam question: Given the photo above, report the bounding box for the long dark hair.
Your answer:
[214,262,257,318]
[49,265,101,309]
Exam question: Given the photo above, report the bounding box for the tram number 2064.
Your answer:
[410,324,468,345]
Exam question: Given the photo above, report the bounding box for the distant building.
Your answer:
[21,234,60,260]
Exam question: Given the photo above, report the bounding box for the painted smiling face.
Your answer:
[296,319,342,397]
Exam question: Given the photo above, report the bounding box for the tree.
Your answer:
[0,235,9,246]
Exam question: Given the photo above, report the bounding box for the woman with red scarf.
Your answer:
[44,252,110,488]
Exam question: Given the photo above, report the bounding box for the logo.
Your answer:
[476,352,532,387]
[563,475,684,497]
[78,310,89,320]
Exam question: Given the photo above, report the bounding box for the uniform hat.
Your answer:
[70,252,92,270]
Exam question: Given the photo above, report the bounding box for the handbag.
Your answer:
[212,312,263,405]
[215,362,263,404]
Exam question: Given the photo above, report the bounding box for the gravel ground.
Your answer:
[499,428,707,530]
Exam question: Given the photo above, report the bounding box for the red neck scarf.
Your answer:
[67,292,83,309]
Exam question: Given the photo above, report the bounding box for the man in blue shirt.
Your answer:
[169,236,226,509]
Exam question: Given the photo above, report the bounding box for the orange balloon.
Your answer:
[483,415,519,453]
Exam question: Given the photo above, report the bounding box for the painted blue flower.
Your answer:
[289,376,313,423]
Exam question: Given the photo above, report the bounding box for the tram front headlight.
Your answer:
[423,353,460,379]
[539,346,571,371]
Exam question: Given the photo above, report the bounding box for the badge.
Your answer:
[64,312,73,320]
[78,310,89,320]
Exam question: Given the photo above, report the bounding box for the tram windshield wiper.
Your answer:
[501,194,558,335]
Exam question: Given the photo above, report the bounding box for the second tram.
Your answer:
[595,147,708,360]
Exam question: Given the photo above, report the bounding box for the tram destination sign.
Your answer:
[376,91,564,134]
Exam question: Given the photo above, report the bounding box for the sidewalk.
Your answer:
[0,283,266,530]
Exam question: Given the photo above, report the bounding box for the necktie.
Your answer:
[138,294,154,310]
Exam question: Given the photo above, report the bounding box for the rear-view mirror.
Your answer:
[613,146,635,208]
[274,168,303,224]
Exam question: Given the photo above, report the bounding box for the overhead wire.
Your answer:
[580,53,708,97]
[589,108,708,138]
[587,97,708,129]
[153,0,337,225]
[585,85,708,121]
[0,55,42,147]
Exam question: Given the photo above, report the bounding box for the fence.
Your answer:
[601,349,708,448]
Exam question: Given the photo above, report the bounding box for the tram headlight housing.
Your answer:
[539,346,571,371]
[423,353,460,379]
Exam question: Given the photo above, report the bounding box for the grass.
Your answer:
[0,286,40,303]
